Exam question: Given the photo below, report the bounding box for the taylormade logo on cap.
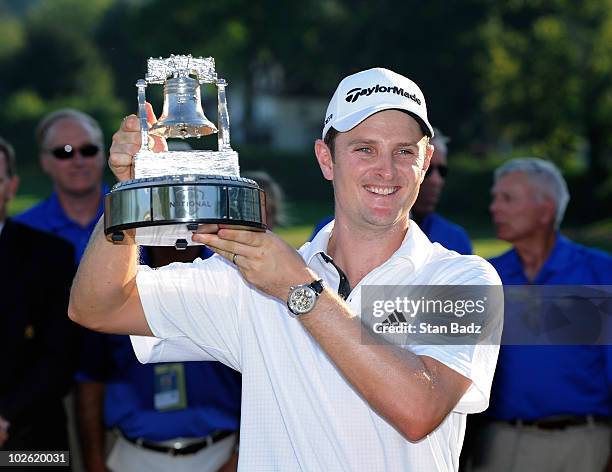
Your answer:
[322,67,434,139]
[345,84,422,106]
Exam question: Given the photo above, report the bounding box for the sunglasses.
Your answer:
[425,164,448,178]
[47,144,100,160]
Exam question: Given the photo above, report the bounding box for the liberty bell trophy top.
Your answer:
[132,54,238,178]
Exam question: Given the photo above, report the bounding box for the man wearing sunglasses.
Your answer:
[14,108,107,261]
[410,128,472,255]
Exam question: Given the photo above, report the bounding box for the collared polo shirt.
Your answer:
[14,187,107,261]
[132,220,501,471]
[487,235,612,420]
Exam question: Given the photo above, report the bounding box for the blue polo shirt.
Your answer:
[418,212,472,255]
[14,188,107,262]
[487,235,612,420]
[76,332,241,441]
[309,213,473,254]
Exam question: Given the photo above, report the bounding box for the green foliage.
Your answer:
[0,14,25,60]
[2,90,45,121]
[478,0,612,193]
[26,0,113,36]
[0,0,124,164]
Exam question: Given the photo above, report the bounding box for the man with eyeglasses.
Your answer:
[14,108,107,261]
[410,128,472,255]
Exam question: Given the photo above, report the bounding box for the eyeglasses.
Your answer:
[46,144,100,160]
[425,164,448,178]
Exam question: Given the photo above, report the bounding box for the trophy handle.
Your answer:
[136,79,149,151]
[216,78,231,151]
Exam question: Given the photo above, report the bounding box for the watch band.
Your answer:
[287,279,326,316]
[309,279,326,295]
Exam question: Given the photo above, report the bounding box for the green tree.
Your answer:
[479,0,612,194]
[0,0,125,162]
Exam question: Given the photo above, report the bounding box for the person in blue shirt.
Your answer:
[468,158,612,471]
[410,127,472,254]
[14,109,107,261]
[309,128,473,254]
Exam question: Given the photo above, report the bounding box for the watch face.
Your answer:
[289,286,317,315]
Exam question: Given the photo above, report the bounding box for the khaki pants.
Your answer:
[107,433,237,472]
[468,420,611,472]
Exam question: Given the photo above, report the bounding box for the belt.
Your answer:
[506,415,610,431]
[120,430,235,456]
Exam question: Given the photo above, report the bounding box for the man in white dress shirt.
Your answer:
[69,67,502,471]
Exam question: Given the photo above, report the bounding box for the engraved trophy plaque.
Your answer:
[104,55,266,248]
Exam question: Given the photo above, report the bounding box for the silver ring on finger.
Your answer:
[232,253,238,265]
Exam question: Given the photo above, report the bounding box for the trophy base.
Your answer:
[104,175,266,248]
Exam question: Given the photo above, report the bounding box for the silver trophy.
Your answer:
[104,55,266,248]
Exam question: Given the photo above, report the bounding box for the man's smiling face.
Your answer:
[324,110,431,232]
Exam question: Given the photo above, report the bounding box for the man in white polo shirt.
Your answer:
[69,68,502,471]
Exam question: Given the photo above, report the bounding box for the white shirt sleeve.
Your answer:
[131,254,245,371]
[411,344,499,413]
[412,256,504,414]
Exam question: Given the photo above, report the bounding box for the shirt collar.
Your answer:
[44,192,73,231]
[391,220,433,271]
[299,219,334,264]
[500,232,572,279]
[299,218,434,273]
[537,233,573,274]
[45,185,108,231]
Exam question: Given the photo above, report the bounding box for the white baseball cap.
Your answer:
[322,67,434,139]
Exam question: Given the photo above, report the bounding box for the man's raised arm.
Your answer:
[68,109,164,336]
[192,228,496,442]
[68,218,149,335]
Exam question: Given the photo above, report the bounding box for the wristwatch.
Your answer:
[287,279,326,316]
